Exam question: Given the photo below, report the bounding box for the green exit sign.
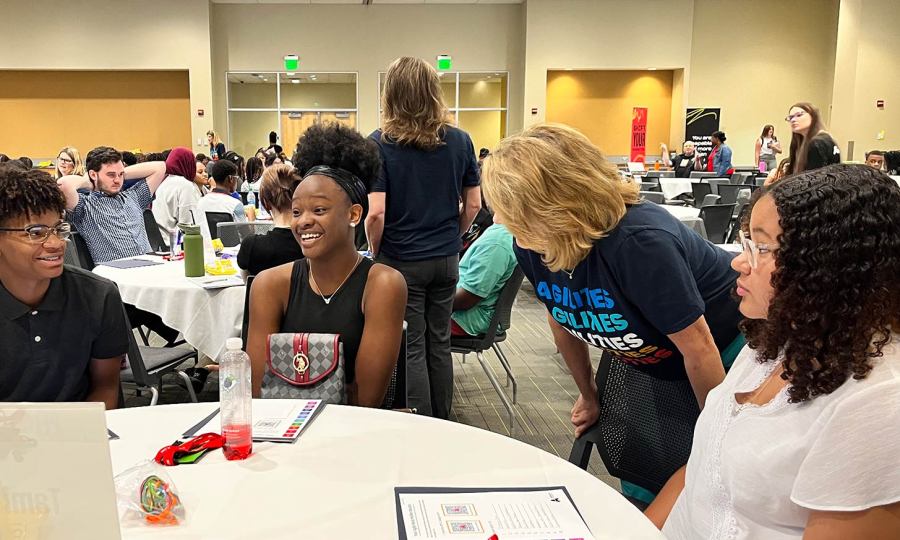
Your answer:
[283,55,299,71]
[436,55,452,71]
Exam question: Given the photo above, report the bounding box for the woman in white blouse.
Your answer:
[646,164,900,539]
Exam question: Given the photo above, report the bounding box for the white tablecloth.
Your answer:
[661,204,707,239]
[106,403,664,540]
[658,178,693,199]
[94,258,245,360]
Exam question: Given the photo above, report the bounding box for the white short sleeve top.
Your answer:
[663,336,900,540]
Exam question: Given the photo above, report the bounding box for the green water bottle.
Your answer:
[180,223,205,277]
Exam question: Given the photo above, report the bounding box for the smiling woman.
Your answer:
[245,123,407,408]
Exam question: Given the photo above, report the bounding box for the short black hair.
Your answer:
[209,159,237,184]
[144,152,166,163]
[712,130,726,143]
[865,150,884,159]
[17,157,33,169]
[0,165,66,226]
[85,146,123,174]
[292,122,381,192]
[196,153,208,163]
[121,151,137,166]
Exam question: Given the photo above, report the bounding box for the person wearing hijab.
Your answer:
[151,147,201,246]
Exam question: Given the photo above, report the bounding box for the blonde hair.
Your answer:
[56,146,85,178]
[381,57,449,150]
[207,130,221,146]
[481,124,640,272]
[259,164,301,213]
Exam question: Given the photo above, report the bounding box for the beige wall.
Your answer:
[688,0,839,165]
[831,0,899,160]
[210,3,525,147]
[0,0,213,157]
[523,0,695,149]
[546,70,674,157]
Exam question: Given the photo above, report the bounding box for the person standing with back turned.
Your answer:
[366,57,482,419]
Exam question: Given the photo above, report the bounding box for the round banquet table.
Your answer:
[660,204,708,239]
[106,403,665,540]
[93,257,245,360]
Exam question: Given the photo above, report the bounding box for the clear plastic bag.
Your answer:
[114,460,186,527]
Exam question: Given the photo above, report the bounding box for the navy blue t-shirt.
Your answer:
[369,126,480,261]
[516,202,742,380]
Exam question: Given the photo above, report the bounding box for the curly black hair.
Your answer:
[0,165,66,226]
[292,122,381,190]
[741,164,900,402]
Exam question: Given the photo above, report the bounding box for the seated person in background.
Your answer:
[196,153,209,167]
[240,156,264,192]
[195,157,209,193]
[236,164,304,279]
[197,159,247,241]
[57,146,168,264]
[247,123,407,407]
[451,218,517,337]
[152,147,201,245]
[0,165,126,409]
[660,141,703,177]
[648,165,900,538]
[865,149,885,170]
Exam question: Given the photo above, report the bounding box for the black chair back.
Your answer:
[241,275,255,351]
[143,209,167,252]
[69,231,95,270]
[639,182,660,192]
[121,306,153,388]
[717,184,750,205]
[726,203,750,244]
[238,192,250,205]
[218,222,275,248]
[690,182,712,208]
[640,191,665,204]
[706,178,731,195]
[205,212,234,240]
[700,204,736,243]
[569,353,700,494]
[381,322,408,409]
[688,171,716,180]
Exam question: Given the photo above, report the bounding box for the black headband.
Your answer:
[302,165,369,219]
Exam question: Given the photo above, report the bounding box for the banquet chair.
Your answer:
[217,222,275,248]
[67,230,95,270]
[120,307,199,406]
[690,182,712,208]
[451,267,525,431]
[639,182,660,192]
[716,184,751,206]
[730,172,752,185]
[699,204,736,243]
[644,171,674,179]
[640,191,665,204]
[205,212,234,241]
[726,203,750,244]
[701,194,721,207]
[707,178,731,195]
[689,171,716,180]
[568,352,700,505]
[143,209,167,252]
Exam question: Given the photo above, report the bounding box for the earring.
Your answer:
[350,222,357,227]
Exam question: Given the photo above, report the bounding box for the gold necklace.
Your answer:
[307,255,363,305]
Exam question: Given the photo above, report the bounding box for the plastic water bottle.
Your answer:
[220,338,252,460]
[247,191,257,209]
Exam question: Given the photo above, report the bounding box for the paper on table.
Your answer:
[188,275,244,289]
[98,258,163,269]
[395,486,595,540]
[198,399,324,442]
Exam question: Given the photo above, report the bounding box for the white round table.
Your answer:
[660,204,708,239]
[94,257,245,360]
[107,403,664,539]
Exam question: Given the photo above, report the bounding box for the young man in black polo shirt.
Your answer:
[0,165,127,409]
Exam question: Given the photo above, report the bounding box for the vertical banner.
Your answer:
[685,108,720,159]
[630,107,648,162]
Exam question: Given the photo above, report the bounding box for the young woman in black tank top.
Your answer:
[246,124,407,407]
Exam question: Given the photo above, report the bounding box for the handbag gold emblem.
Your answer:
[292,352,310,374]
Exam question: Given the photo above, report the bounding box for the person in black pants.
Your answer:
[367,57,482,419]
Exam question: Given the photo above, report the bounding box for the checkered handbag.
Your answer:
[262,333,346,404]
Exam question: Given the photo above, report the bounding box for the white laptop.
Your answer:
[0,402,120,539]
[627,161,646,173]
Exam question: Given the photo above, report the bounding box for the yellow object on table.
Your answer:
[204,258,237,275]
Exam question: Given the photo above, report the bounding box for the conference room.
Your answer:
[1,0,898,538]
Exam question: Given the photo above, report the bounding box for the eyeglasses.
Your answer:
[738,230,777,269]
[785,111,806,122]
[57,157,74,164]
[0,221,72,244]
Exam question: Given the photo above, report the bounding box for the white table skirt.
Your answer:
[94,258,245,360]
[106,403,664,540]
[658,178,693,199]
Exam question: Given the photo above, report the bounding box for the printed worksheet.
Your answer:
[395,486,595,540]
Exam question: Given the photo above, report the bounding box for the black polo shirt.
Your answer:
[0,266,128,402]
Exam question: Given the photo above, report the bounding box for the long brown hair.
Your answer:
[381,57,449,150]
[759,124,775,142]
[786,102,825,175]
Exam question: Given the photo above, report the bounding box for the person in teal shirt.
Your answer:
[451,222,517,336]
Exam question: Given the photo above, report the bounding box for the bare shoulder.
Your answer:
[367,263,406,292]
[252,261,295,296]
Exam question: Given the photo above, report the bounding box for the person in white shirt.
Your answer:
[197,159,246,241]
[647,164,900,539]
[152,147,204,246]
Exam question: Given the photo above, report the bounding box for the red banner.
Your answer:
[630,107,648,163]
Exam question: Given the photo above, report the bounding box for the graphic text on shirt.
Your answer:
[536,280,674,366]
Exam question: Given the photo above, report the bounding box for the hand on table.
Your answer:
[571,391,600,438]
